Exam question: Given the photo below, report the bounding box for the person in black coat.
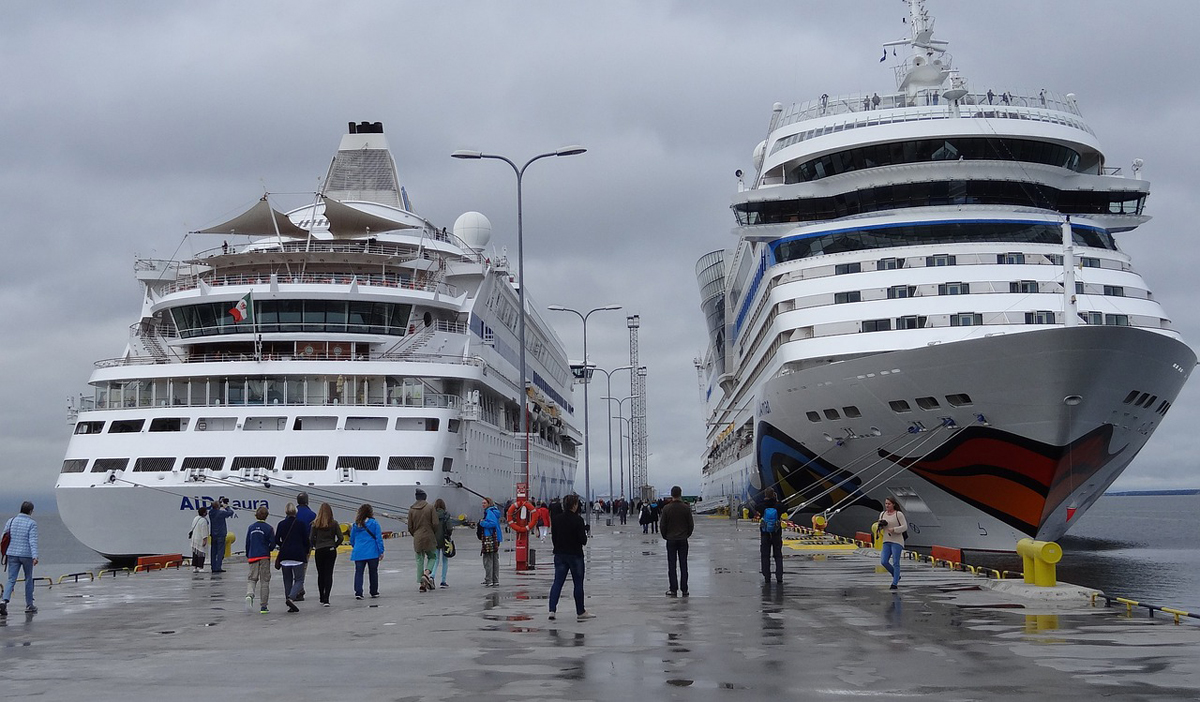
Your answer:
[276,502,312,612]
[547,494,593,621]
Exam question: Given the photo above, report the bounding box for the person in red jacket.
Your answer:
[535,502,551,541]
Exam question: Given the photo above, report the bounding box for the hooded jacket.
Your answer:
[408,500,438,553]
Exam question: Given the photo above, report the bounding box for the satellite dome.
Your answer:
[753,140,767,170]
[453,211,492,250]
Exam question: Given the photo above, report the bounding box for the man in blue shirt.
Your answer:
[208,497,235,573]
[293,492,316,600]
[2,501,40,615]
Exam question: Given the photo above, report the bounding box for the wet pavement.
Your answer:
[3,517,1200,700]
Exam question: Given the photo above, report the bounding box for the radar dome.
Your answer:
[453,211,492,250]
[753,140,767,170]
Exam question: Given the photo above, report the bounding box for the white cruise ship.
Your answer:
[55,122,581,559]
[695,1,1194,551]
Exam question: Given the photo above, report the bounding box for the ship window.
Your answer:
[396,418,428,431]
[887,285,914,299]
[91,458,129,473]
[346,416,387,431]
[862,319,891,332]
[915,396,941,410]
[1011,281,1039,294]
[938,282,969,295]
[946,393,973,407]
[1085,312,1104,325]
[1081,257,1101,268]
[1025,311,1056,324]
[231,456,275,471]
[60,459,88,474]
[834,291,861,304]
[823,409,841,420]
[1104,314,1130,326]
[835,262,861,275]
[842,406,862,418]
[998,252,1026,264]
[442,458,453,473]
[197,417,236,431]
[149,417,188,432]
[74,421,105,435]
[927,254,956,267]
[133,457,175,472]
[806,411,821,422]
[1103,285,1125,297]
[896,316,925,330]
[1140,394,1158,408]
[888,400,911,413]
[337,456,379,471]
[448,419,461,433]
[108,419,145,434]
[244,416,285,431]
[294,416,337,430]
[283,456,328,471]
[878,257,903,270]
[1076,282,1085,294]
[1135,392,1150,406]
[426,418,440,431]
[182,457,224,472]
[1122,390,1140,404]
[1046,254,1064,265]
[951,313,983,327]
[387,456,436,471]
[1159,401,1172,415]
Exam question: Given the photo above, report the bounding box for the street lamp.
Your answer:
[592,365,632,513]
[602,393,632,501]
[548,304,622,526]
[451,146,586,497]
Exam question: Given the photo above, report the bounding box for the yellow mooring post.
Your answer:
[1016,538,1062,587]
[224,533,236,558]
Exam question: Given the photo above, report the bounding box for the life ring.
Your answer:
[506,499,535,533]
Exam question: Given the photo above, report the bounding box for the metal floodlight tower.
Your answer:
[627,315,650,499]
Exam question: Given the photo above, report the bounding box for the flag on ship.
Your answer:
[229,291,254,323]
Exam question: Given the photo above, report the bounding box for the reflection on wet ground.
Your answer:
[3,517,1200,699]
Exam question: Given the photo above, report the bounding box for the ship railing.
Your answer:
[193,238,485,264]
[158,271,457,298]
[776,88,1084,129]
[95,350,484,369]
[84,392,463,412]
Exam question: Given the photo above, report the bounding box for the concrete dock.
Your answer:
[3,518,1200,700]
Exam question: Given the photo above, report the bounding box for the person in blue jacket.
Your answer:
[208,497,235,573]
[350,503,385,599]
[293,492,317,600]
[478,498,504,587]
[244,506,275,614]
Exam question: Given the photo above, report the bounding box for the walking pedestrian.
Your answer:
[244,506,274,614]
[478,497,503,587]
[877,496,908,590]
[189,506,209,572]
[639,501,653,534]
[208,497,235,573]
[408,489,438,592]
[2,501,39,616]
[548,494,593,621]
[659,486,694,597]
[293,492,316,601]
[649,499,661,534]
[434,498,453,588]
[276,503,311,613]
[617,499,628,526]
[350,503,384,599]
[757,489,784,584]
[310,502,343,606]
[535,501,551,541]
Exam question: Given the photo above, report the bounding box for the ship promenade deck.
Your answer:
[3,518,1199,700]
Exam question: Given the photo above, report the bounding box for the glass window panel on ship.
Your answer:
[171,301,411,338]
[771,222,1116,266]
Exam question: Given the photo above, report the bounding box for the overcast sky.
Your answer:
[3,1,1199,511]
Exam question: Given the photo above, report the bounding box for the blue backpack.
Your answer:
[761,507,780,533]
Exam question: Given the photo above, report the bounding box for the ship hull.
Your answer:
[755,326,1194,551]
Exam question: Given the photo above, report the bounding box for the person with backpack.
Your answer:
[2,501,39,616]
[758,489,784,585]
[876,496,908,590]
[639,501,653,534]
[433,498,453,588]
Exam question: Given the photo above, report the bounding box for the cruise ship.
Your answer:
[55,122,581,558]
[694,1,1194,550]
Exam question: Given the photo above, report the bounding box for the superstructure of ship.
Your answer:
[55,121,581,558]
[694,1,1194,550]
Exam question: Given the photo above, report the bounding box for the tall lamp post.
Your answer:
[592,365,632,516]
[603,393,633,501]
[451,146,586,498]
[548,304,622,527]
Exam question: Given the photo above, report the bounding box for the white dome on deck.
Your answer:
[453,211,492,250]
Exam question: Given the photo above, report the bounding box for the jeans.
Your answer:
[482,551,499,585]
[760,530,783,581]
[548,554,586,615]
[282,563,305,600]
[210,532,227,572]
[434,548,449,584]
[314,547,337,603]
[415,550,437,584]
[354,558,379,597]
[3,556,35,607]
[665,539,689,593]
[881,542,903,586]
[246,559,271,606]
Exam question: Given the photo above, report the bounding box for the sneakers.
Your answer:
[24,605,37,614]
[244,595,253,612]
[293,594,305,602]
[548,612,556,621]
[322,602,331,608]
[0,601,7,617]
[286,599,299,613]
[666,590,677,597]
[421,571,435,591]
[355,595,364,600]
[576,611,595,621]
[681,591,689,597]
[259,605,269,614]
[889,583,898,590]
[440,582,449,588]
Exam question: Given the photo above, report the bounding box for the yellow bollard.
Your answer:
[870,522,883,550]
[224,533,236,558]
[811,514,827,533]
[742,507,749,519]
[1015,538,1062,587]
